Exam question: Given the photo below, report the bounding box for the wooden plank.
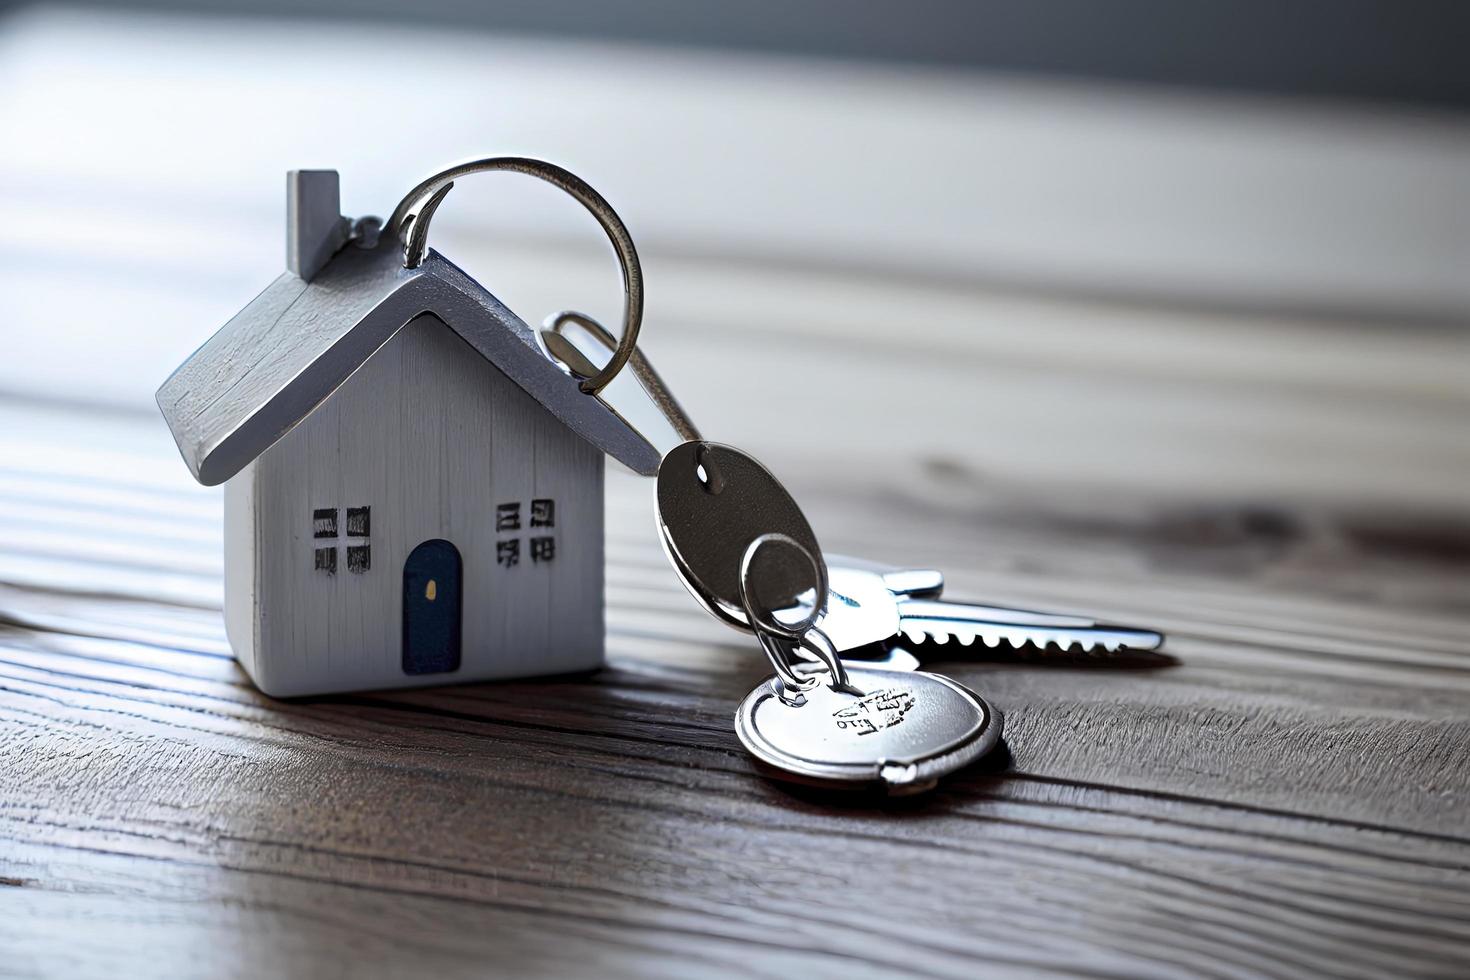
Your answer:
[2,12,1466,971]
[2,642,1468,978]
[1,398,1467,976]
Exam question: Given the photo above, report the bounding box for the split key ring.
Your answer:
[739,532,850,695]
[386,156,642,397]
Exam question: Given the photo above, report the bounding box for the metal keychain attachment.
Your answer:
[543,310,701,446]
[386,157,641,397]
[738,532,849,695]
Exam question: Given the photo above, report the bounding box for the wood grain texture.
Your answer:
[1,395,1467,979]
[3,17,1468,973]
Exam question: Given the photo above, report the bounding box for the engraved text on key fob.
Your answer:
[735,666,1003,795]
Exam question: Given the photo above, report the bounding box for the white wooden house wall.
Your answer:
[223,312,605,697]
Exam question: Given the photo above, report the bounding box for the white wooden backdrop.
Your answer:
[0,5,1465,511]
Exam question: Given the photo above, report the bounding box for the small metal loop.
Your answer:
[739,533,844,690]
[797,625,851,691]
[739,533,825,640]
[349,215,383,249]
[750,626,851,693]
[544,310,702,445]
[401,182,453,271]
[387,157,642,396]
[755,628,819,692]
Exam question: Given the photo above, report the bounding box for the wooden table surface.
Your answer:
[3,12,1470,977]
[2,385,1467,978]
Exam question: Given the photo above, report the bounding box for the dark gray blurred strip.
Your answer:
[41,0,1470,111]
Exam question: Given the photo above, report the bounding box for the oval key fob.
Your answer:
[657,440,825,632]
[735,667,1003,795]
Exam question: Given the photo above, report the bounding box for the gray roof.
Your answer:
[156,238,660,486]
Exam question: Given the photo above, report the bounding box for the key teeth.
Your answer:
[908,626,1141,657]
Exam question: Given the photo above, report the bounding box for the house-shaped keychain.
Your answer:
[157,162,669,697]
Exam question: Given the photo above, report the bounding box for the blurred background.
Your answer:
[1,0,1466,509]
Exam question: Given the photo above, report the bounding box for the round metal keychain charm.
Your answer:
[736,667,1003,795]
[658,438,1005,794]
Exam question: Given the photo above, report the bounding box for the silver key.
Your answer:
[820,556,1165,659]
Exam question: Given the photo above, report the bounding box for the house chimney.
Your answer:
[286,170,348,281]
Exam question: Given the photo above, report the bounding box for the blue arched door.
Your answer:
[402,539,463,675]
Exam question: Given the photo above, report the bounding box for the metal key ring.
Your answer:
[738,533,826,640]
[753,629,816,692]
[738,533,846,691]
[798,625,850,691]
[750,621,851,694]
[543,310,701,444]
[386,157,642,396]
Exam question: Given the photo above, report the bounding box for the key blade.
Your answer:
[898,614,1165,655]
[897,598,1099,629]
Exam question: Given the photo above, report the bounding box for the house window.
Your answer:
[346,545,371,574]
[346,506,370,537]
[313,508,338,538]
[530,536,555,563]
[313,505,370,573]
[497,498,557,570]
